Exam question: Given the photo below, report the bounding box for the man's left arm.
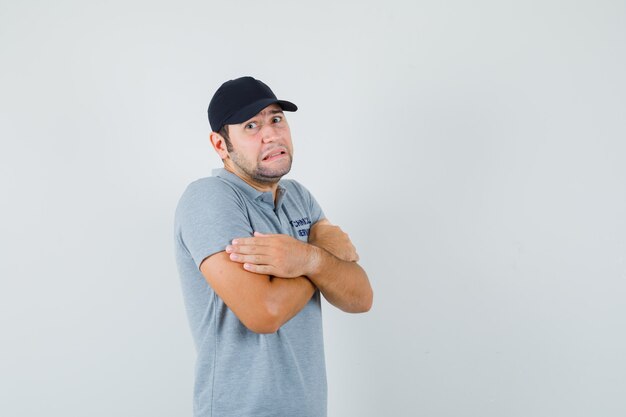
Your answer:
[226,224,373,313]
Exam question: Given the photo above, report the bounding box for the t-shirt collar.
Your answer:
[213,168,286,210]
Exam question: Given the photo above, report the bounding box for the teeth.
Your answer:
[265,151,282,160]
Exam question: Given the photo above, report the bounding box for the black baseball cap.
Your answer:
[207,76,298,132]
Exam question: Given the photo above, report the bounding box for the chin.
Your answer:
[255,165,292,182]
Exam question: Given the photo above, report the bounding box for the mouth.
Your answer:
[262,148,288,161]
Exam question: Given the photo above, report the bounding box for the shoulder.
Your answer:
[182,176,237,196]
[180,176,245,200]
[176,176,245,216]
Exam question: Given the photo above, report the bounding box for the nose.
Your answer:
[261,124,279,143]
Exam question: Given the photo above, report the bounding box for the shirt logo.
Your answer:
[290,217,312,237]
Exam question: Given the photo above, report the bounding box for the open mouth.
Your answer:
[262,149,287,161]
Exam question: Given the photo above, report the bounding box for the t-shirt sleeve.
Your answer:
[175,178,253,268]
[307,188,325,224]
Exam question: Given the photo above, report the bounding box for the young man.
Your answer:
[174,76,373,417]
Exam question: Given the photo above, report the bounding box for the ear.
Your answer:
[209,131,229,160]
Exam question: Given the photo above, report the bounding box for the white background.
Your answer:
[1,1,625,416]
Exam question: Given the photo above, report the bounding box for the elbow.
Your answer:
[244,321,281,334]
[240,316,281,334]
[358,289,374,313]
[364,290,374,312]
[343,288,373,313]
[239,302,284,334]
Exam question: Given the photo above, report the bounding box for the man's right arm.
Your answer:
[199,252,316,334]
[177,179,316,334]
[226,220,373,313]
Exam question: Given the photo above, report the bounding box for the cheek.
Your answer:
[234,137,261,152]
[242,143,263,159]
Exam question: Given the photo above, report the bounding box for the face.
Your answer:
[222,103,293,185]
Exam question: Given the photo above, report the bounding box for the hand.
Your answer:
[308,220,359,262]
[226,232,317,278]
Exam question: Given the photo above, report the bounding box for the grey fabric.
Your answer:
[174,168,327,417]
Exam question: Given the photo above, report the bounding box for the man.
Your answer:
[174,76,373,417]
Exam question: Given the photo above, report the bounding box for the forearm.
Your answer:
[264,275,316,330]
[226,232,372,315]
[201,252,315,334]
[306,246,373,313]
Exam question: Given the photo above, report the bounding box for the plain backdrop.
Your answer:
[1,1,625,416]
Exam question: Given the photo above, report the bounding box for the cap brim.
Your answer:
[226,98,298,125]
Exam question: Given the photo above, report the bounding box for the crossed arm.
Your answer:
[199,220,373,334]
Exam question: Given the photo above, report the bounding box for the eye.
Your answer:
[272,116,282,123]
[245,121,258,129]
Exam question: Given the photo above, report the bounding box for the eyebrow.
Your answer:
[241,108,284,125]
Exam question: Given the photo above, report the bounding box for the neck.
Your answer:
[223,165,280,201]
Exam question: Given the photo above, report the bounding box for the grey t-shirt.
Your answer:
[174,168,327,417]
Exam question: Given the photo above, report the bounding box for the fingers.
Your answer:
[226,234,280,267]
[226,244,277,274]
[226,243,272,265]
[227,234,273,255]
[228,252,272,265]
[242,263,273,274]
[226,244,266,255]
